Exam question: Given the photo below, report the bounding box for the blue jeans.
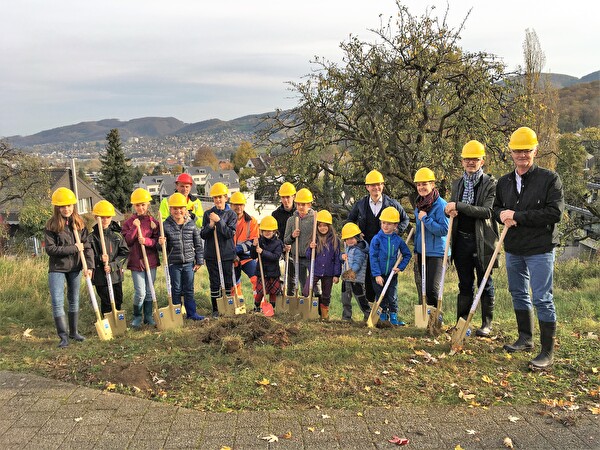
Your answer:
[372,273,398,313]
[49,271,82,318]
[131,268,156,307]
[169,263,195,306]
[505,250,556,322]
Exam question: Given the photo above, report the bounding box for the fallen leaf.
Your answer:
[321,414,330,419]
[22,328,33,338]
[455,445,465,450]
[256,378,270,386]
[220,447,232,450]
[105,383,116,391]
[74,417,83,422]
[357,412,363,417]
[382,370,390,375]
[503,437,514,448]
[280,431,292,439]
[466,429,476,435]
[481,375,494,384]
[587,407,599,415]
[388,435,410,445]
[364,386,371,392]
[508,415,520,423]
[458,390,475,401]
[307,427,315,432]
[374,430,381,435]
[592,367,598,374]
[374,377,383,385]
[261,434,278,443]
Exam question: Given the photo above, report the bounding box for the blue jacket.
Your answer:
[305,237,343,277]
[345,239,369,283]
[369,230,411,277]
[414,197,449,258]
[162,216,204,266]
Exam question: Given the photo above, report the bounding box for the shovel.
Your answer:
[97,217,127,336]
[74,227,112,341]
[367,228,414,328]
[301,214,319,320]
[451,226,508,352]
[415,221,435,328]
[257,251,275,317]
[287,217,301,316]
[275,250,290,313]
[214,228,235,316]
[428,215,454,335]
[135,223,161,327]
[155,212,184,330]
[231,263,247,314]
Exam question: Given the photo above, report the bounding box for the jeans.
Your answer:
[131,268,156,307]
[453,233,495,298]
[49,271,82,318]
[372,273,399,313]
[505,250,556,322]
[169,263,195,306]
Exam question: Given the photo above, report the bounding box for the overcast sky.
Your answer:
[2,0,599,137]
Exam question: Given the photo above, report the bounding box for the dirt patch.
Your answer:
[97,361,154,392]
[197,314,297,349]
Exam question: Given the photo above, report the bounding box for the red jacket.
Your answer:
[122,214,160,271]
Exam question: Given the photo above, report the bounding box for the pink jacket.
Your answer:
[122,214,160,271]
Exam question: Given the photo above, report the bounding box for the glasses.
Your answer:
[511,149,534,155]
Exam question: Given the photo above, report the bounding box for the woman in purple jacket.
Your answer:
[304,210,342,320]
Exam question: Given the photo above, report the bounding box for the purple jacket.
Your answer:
[122,214,160,271]
[305,237,342,277]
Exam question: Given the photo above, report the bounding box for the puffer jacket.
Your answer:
[200,206,237,261]
[345,239,369,283]
[370,230,411,277]
[250,236,284,278]
[45,224,94,273]
[122,214,160,271]
[162,216,204,266]
[90,222,129,285]
[283,209,316,259]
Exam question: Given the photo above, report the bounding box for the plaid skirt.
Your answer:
[256,277,281,298]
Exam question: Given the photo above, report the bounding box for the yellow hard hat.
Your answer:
[380,206,400,223]
[229,191,246,205]
[295,188,313,203]
[51,187,77,206]
[92,200,115,217]
[130,188,152,204]
[414,167,436,183]
[168,192,188,207]
[365,170,384,185]
[316,210,332,224]
[278,182,297,197]
[461,140,485,159]
[509,127,538,150]
[341,222,361,240]
[259,216,278,231]
[209,182,228,197]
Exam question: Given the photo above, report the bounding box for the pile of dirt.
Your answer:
[196,314,298,349]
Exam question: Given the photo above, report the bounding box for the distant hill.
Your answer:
[558,80,600,132]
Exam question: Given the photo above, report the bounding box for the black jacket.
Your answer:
[250,236,284,278]
[493,165,564,256]
[90,222,129,286]
[45,225,94,273]
[200,206,237,261]
[272,203,296,241]
[347,194,409,243]
[161,216,204,266]
[449,173,499,268]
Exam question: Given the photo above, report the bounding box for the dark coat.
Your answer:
[90,222,129,286]
[162,216,204,266]
[45,224,93,273]
[200,206,237,261]
[251,236,284,278]
[347,194,409,243]
[272,203,296,241]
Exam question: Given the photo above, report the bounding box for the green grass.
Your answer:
[0,255,598,413]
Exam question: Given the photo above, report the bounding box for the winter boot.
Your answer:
[456,294,472,323]
[529,321,556,370]
[131,304,143,328]
[54,315,69,348]
[503,309,535,352]
[68,311,85,342]
[389,313,406,326]
[184,299,204,320]
[379,311,389,322]
[211,297,220,318]
[320,304,329,321]
[475,295,494,337]
[143,301,156,326]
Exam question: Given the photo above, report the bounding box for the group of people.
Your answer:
[45,126,564,369]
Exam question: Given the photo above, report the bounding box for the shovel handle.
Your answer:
[158,211,173,301]
[294,216,300,297]
[432,215,453,320]
[97,217,117,308]
[307,212,318,299]
[213,227,227,295]
[73,225,103,322]
[136,223,158,305]
[420,220,427,317]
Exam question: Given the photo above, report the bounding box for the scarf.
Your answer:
[416,188,440,213]
[461,168,483,205]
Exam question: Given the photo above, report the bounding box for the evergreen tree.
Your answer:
[98,129,133,212]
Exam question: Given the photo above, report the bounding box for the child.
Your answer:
[283,188,317,298]
[304,210,342,320]
[251,216,284,310]
[90,200,129,315]
[45,187,93,348]
[369,206,412,326]
[340,222,371,321]
[200,182,237,317]
[158,193,205,320]
[122,188,160,328]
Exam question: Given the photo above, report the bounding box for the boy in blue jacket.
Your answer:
[369,207,412,325]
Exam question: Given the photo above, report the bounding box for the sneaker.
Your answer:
[211,311,219,318]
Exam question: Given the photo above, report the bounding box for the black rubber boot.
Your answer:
[68,311,85,342]
[456,294,472,323]
[131,304,143,328]
[529,321,556,370]
[475,295,494,337]
[143,301,156,326]
[503,309,534,352]
[54,315,69,348]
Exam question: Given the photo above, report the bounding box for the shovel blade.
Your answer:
[414,304,433,329]
[235,305,247,315]
[275,294,287,313]
[156,305,183,331]
[366,304,382,329]
[104,310,127,336]
[451,317,471,348]
[95,319,113,341]
[261,300,274,317]
[303,298,319,320]
[286,296,299,316]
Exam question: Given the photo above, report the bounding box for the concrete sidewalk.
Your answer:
[0,370,597,449]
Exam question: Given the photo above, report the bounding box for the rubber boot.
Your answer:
[503,309,535,352]
[143,301,156,326]
[68,311,85,342]
[184,299,204,320]
[475,295,494,337]
[320,304,329,321]
[456,294,472,323]
[54,315,69,348]
[389,312,406,326]
[131,304,143,328]
[379,311,389,322]
[529,321,556,370]
[211,297,219,318]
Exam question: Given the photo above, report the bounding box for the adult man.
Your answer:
[272,182,296,295]
[229,192,260,310]
[493,127,564,370]
[445,140,498,336]
[347,170,409,304]
[159,173,204,227]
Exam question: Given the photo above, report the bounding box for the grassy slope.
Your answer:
[0,256,598,412]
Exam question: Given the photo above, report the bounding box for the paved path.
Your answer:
[0,371,597,449]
